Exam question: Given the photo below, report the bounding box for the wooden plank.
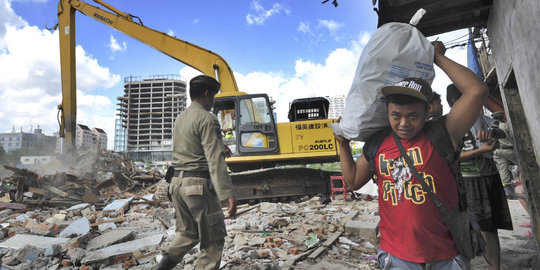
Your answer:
[307,231,342,259]
[340,210,359,226]
[0,202,26,210]
[322,231,342,247]
[28,187,48,195]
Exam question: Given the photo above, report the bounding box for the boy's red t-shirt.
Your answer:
[375,132,459,263]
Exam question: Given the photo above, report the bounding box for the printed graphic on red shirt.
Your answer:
[378,147,436,205]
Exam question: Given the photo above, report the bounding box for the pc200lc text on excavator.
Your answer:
[57,0,342,201]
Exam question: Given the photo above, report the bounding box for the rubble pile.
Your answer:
[0,150,165,209]
[0,151,382,269]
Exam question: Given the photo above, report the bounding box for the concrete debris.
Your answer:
[102,198,131,217]
[81,234,163,264]
[86,229,133,251]
[58,217,91,238]
[0,150,386,269]
[0,234,70,250]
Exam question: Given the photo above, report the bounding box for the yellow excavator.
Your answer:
[57,0,341,200]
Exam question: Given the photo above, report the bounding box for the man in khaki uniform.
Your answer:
[156,75,237,270]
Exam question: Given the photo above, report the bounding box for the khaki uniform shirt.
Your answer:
[172,102,234,200]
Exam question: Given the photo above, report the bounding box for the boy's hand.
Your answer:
[432,41,446,57]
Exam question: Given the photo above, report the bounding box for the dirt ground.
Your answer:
[470,199,538,270]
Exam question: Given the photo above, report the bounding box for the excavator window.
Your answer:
[238,97,274,149]
[239,97,271,125]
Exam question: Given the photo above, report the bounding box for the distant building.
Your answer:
[327,95,346,119]
[76,124,94,150]
[116,75,187,162]
[92,128,108,150]
[0,127,56,153]
[114,118,127,152]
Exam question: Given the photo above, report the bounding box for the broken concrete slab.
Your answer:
[135,194,155,209]
[98,222,117,232]
[45,213,66,224]
[58,217,91,238]
[344,219,379,244]
[86,229,134,251]
[66,203,90,212]
[16,245,46,262]
[0,234,70,250]
[81,234,163,265]
[102,198,131,217]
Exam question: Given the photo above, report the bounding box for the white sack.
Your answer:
[331,22,435,141]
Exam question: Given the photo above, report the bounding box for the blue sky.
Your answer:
[0,0,467,149]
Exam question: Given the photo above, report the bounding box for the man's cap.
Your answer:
[190,75,221,93]
[381,77,433,103]
[491,111,505,121]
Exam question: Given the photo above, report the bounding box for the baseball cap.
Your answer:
[381,77,433,103]
[190,75,221,93]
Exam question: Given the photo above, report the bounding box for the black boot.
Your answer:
[155,255,177,270]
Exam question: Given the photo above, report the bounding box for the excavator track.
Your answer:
[230,167,340,202]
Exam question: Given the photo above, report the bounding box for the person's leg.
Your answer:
[481,230,501,270]
[196,240,224,270]
[493,151,513,187]
[187,178,227,270]
[158,178,200,270]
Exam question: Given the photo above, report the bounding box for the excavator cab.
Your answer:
[214,94,279,157]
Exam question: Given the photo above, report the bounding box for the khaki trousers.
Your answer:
[166,175,227,270]
[493,148,517,186]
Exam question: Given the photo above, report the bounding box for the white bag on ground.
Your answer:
[331,22,435,141]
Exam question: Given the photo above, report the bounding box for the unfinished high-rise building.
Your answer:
[116,75,187,162]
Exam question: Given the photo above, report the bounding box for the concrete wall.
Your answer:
[488,0,540,254]
[488,0,540,166]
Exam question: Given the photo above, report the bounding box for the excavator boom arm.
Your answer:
[57,0,240,149]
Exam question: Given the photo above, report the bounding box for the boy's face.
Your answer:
[388,102,426,140]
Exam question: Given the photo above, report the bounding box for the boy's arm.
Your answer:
[335,135,372,190]
[432,41,489,150]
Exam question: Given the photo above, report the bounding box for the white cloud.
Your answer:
[167,29,175,36]
[0,0,26,40]
[109,35,127,52]
[246,0,290,25]
[297,21,311,34]
[193,19,199,24]
[318,19,343,33]
[0,0,120,149]
[234,33,366,122]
